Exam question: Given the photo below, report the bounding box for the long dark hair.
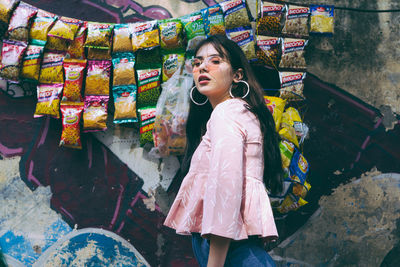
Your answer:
[181,35,283,194]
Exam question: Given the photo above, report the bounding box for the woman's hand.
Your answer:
[207,235,231,267]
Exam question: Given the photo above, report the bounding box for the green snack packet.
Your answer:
[162,52,185,83]
[159,18,184,51]
[138,106,156,146]
[112,85,138,124]
[201,4,225,37]
[136,47,161,69]
[180,11,206,51]
[137,67,161,108]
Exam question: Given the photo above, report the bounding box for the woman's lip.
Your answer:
[199,80,210,85]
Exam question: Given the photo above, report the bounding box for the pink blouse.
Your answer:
[164,98,278,240]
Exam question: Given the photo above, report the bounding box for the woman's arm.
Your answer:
[207,235,231,267]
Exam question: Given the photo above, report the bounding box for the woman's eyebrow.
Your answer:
[194,54,221,59]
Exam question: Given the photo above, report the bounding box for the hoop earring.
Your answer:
[229,80,250,99]
[190,86,208,106]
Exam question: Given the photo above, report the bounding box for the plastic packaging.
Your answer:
[47,16,82,41]
[7,2,37,42]
[158,18,184,51]
[66,25,87,59]
[112,85,138,124]
[60,102,84,149]
[226,26,256,61]
[201,4,225,37]
[129,20,160,51]
[85,22,112,49]
[112,53,135,86]
[112,24,132,53]
[180,12,206,52]
[137,67,161,108]
[256,35,281,68]
[34,83,63,118]
[279,38,308,70]
[39,51,65,84]
[282,5,310,37]
[264,96,286,131]
[162,52,184,82]
[85,60,111,95]
[220,0,251,30]
[256,1,285,35]
[310,5,334,35]
[21,39,46,81]
[62,59,87,102]
[83,95,109,132]
[279,71,306,100]
[138,106,156,146]
[0,39,27,81]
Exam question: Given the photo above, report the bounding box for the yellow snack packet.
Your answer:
[264,96,286,131]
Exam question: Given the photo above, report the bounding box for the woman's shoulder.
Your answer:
[212,98,249,118]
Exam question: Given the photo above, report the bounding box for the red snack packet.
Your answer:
[60,102,84,149]
[0,39,28,81]
[62,58,87,102]
[7,2,37,42]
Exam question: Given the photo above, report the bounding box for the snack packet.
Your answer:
[279,120,299,148]
[138,106,156,146]
[83,95,109,132]
[60,102,84,149]
[292,180,311,198]
[0,0,18,24]
[289,148,309,184]
[276,193,307,213]
[282,5,310,37]
[129,20,159,51]
[47,16,82,41]
[256,36,281,68]
[39,51,65,84]
[162,53,184,82]
[46,36,70,51]
[226,26,256,61]
[201,4,225,37]
[279,38,308,70]
[280,140,295,169]
[0,39,27,81]
[158,18,184,51]
[112,85,138,124]
[62,59,87,102]
[85,22,112,49]
[310,5,334,35]
[34,83,63,118]
[220,0,251,30]
[66,25,87,59]
[137,67,161,108]
[112,53,135,86]
[256,1,285,36]
[7,2,37,42]
[112,24,132,53]
[29,10,57,41]
[279,71,306,100]
[85,60,111,95]
[180,12,206,52]
[21,39,46,81]
[87,47,111,60]
[264,96,285,131]
[135,47,161,69]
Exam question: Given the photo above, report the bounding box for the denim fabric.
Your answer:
[191,233,276,267]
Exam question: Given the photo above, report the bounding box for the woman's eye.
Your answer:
[192,61,201,67]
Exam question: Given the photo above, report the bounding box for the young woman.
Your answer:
[164,35,283,267]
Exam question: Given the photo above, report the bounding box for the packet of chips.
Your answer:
[180,12,206,52]
[46,36,70,51]
[201,4,225,37]
[129,20,159,52]
[279,71,306,101]
[226,26,257,61]
[85,22,112,50]
[289,148,309,184]
[292,180,311,199]
[85,60,111,95]
[0,0,18,36]
[21,39,46,81]
[158,18,184,51]
[0,39,27,81]
[60,102,84,149]
[62,59,87,102]
[112,85,138,124]
[7,2,37,42]
[137,67,161,108]
[39,51,65,84]
[256,36,281,68]
[66,25,87,59]
[87,47,111,60]
[112,24,132,53]
[264,96,285,131]
[34,83,63,118]
[282,5,310,37]
[220,0,251,30]
[29,10,57,41]
[112,53,135,86]
[162,52,184,82]
[47,16,82,41]
[83,95,109,132]
[276,192,307,213]
[310,5,334,35]
[280,140,295,169]
[279,38,308,70]
[256,1,285,36]
[138,106,156,146]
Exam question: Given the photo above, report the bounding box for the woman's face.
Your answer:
[192,44,237,107]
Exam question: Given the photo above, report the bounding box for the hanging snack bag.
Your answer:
[0,39,27,81]
[137,67,161,108]
[112,24,132,53]
[226,26,256,61]
[85,22,112,50]
[201,4,225,37]
[87,47,111,60]
[289,148,309,184]
[62,59,87,102]
[138,106,156,146]
[310,5,334,35]
[66,25,87,59]
[279,107,301,147]
[129,20,159,52]
[180,12,206,52]
[21,39,46,81]
[113,85,138,124]
[264,96,286,131]
[85,60,111,95]
[83,95,109,132]
[279,71,306,100]
[39,51,65,84]
[292,180,311,199]
[0,0,18,24]
[7,2,37,42]
[162,53,184,82]
[279,38,307,70]
[282,5,310,37]
[47,16,82,41]
[159,18,184,51]
[46,36,70,51]
[256,1,285,36]
[276,192,307,213]
[280,140,295,169]
[60,102,84,149]
[112,53,135,86]
[29,10,57,42]
[34,83,63,118]
[256,36,280,68]
[220,0,251,30]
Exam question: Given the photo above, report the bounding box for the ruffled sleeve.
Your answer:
[201,101,248,239]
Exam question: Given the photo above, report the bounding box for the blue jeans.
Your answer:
[191,233,276,267]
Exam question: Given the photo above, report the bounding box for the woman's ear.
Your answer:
[233,68,244,83]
